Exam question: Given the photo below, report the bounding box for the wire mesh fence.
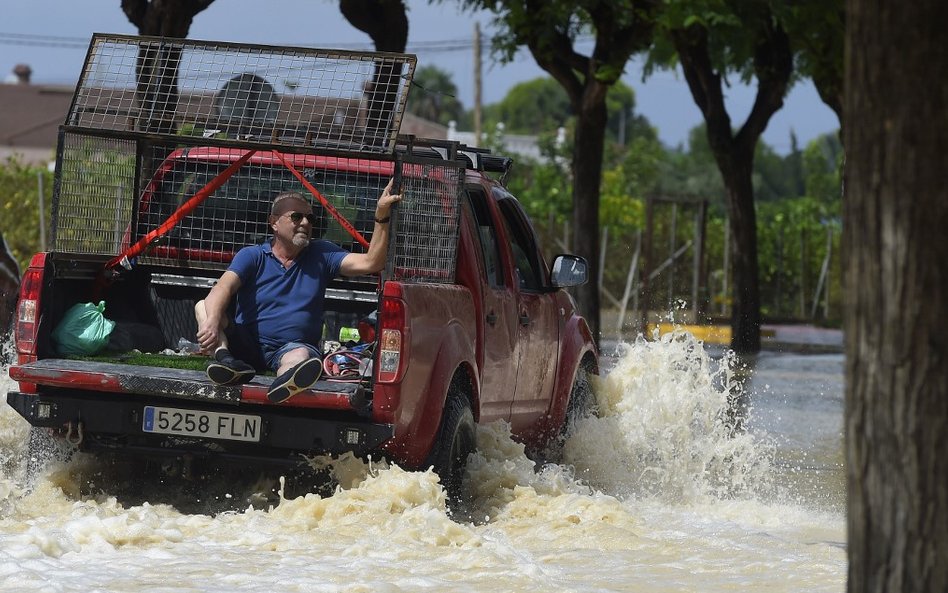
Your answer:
[133,149,393,274]
[69,34,415,153]
[391,156,464,283]
[51,133,465,283]
[49,35,464,285]
[51,132,137,255]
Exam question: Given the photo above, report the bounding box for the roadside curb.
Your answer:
[605,322,844,355]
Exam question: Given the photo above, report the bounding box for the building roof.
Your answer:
[0,82,74,163]
[0,78,447,166]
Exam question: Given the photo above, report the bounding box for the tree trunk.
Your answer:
[719,153,762,354]
[121,0,215,135]
[134,45,183,135]
[844,1,948,592]
[672,17,791,354]
[571,84,608,344]
[339,0,409,148]
[489,0,657,348]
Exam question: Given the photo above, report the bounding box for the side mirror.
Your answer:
[550,254,588,288]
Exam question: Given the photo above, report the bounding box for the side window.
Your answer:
[465,190,505,288]
[497,199,544,292]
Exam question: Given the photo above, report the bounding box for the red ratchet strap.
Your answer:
[272,150,370,249]
[104,149,258,272]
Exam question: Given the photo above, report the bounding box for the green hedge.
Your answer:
[0,156,53,271]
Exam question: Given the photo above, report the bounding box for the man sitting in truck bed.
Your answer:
[194,180,402,403]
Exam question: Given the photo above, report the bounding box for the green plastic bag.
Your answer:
[52,301,116,356]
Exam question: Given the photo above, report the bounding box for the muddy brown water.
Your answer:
[0,332,845,592]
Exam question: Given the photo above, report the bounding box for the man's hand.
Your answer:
[340,178,403,276]
[196,316,222,354]
[375,178,402,221]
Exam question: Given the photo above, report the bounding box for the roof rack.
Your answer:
[396,135,513,179]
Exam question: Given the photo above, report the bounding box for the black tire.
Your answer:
[563,363,596,437]
[543,361,596,462]
[427,388,476,506]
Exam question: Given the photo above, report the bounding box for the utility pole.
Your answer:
[473,22,482,146]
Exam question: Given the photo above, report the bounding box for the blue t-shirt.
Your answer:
[228,240,348,350]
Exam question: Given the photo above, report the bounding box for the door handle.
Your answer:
[486,312,497,326]
[519,313,530,326]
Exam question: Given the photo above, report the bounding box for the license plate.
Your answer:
[142,406,262,443]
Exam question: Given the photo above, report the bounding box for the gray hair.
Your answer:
[271,191,309,216]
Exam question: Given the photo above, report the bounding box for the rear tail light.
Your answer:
[15,253,46,359]
[377,293,408,383]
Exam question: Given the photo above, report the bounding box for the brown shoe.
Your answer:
[267,357,323,403]
[206,348,256,386]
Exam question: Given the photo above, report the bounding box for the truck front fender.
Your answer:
[537,311,599,445]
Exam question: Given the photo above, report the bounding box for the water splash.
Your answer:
[0,330,845,593]
[2,327,776,515]
[565,329,774,503]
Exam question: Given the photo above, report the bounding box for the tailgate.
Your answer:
[10,359,367,412]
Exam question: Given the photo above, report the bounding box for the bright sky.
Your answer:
[1,0,838,154]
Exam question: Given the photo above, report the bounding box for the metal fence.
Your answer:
[69,34,415,153]
[50,133,137,255]
[49,35,465,285]
[389,154,464,284]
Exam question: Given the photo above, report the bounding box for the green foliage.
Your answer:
[653,0,783,85]
[405,65,465,125]
[777,0,844,114]
[652,126,727,204]
[0,140,141,272]
[802,131,843,204]
[602,135,665,229]
[501,120,663,249]
[501,131,572,237]
[670,125,836,204]
[0,156,53,271]
[756,195,840,321]
[500,117,842,323]
[484,77,572,134]
[483,76,651,146]
[53,141,137,255]
[464,0,596,64]
[754,140,804,201]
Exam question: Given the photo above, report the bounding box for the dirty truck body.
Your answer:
[6,35,598,491]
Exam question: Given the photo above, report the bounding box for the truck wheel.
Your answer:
[25,427,73,489]
[428,392,476,506]
[564,364,596,436]
[544,362,596,462]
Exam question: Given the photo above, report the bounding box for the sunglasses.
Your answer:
[284,212,318,224]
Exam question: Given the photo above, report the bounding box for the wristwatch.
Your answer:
[374,215,391,224]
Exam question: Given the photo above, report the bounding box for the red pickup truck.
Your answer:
[7,35,598,502]
[8,141,598,500]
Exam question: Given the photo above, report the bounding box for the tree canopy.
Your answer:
[459,0,660,342]
[647,0,835,352]
[405,65,465,125]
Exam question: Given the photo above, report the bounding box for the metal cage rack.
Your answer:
[47,35,514,287]
[68,34,415,152]
[50,133,472,285]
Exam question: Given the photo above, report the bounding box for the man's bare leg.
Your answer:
[195,300,255,385]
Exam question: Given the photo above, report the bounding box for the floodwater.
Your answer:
[0,331,845,592]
